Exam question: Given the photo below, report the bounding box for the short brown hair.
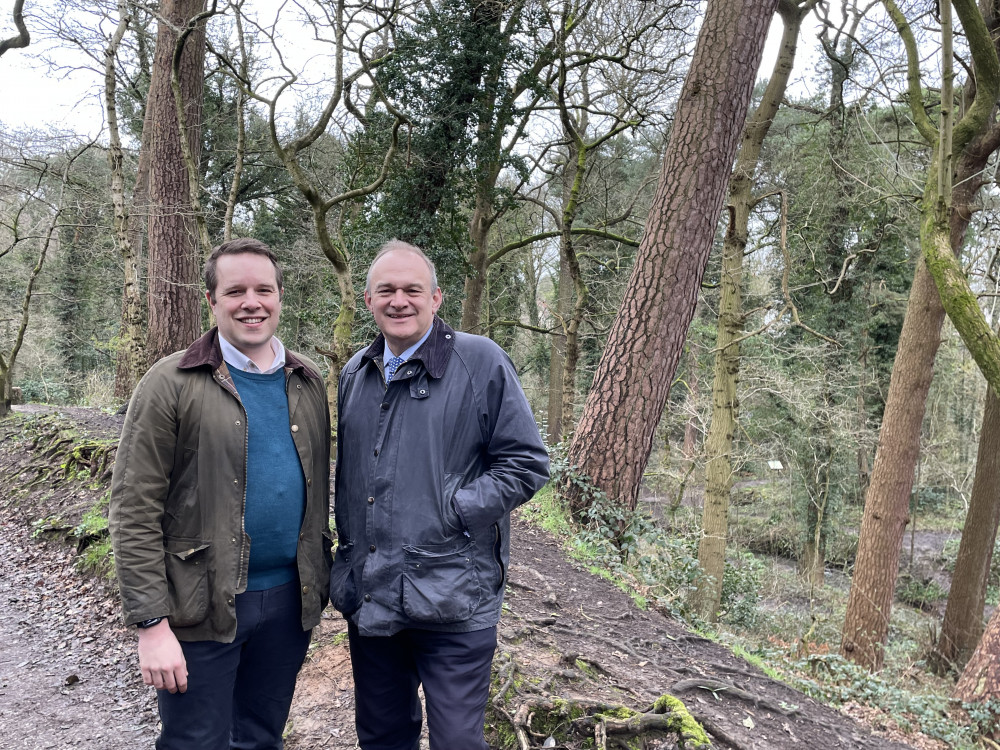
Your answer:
[204,238,283,301]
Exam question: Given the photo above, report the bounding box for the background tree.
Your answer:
[144,0,209,364]
[842,0,1000,670]
[564,0,778,516]
[692,0,815,621]
[0,0,29,57]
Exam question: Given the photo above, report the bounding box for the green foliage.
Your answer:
[894,573,946,611]
[547,448,701,619]
[781,654,986,748]
[718,551,763,629]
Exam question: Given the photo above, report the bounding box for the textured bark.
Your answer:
[106,2,146,399]
[565,0,777,514]
[842,0,1000,671]
[692,0,807,620]
[935,387,1000,670]
[841,258,945,669]
[146,0,208,364]
[955,603,1000,706]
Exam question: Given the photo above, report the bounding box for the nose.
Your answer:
[242,291,262,309]
[389,289,407,307]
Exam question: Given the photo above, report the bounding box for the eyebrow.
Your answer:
[375,281,426,291]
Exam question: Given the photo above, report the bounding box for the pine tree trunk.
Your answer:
[841,259,944,669]
[935,387,1000,670]
[146,0,207,364]
[954,603,1000,709]
[564,0,777,514]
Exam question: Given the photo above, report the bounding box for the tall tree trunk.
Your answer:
[692,0,807,620]
[146,0,208,364]
[935,387,1000,670]
[841,259,945,669]
[842,0,1000,670]
[564,0,777,514]
[106,2,146,399]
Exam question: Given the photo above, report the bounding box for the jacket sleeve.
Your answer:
[109,364,180,626]
[451,349,550,531]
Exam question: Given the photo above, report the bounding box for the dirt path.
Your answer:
[0,408,949,749]
[0,518,157,748]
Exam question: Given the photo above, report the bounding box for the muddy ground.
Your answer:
[0,407,951,749]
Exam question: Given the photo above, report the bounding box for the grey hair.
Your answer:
[366,239,439,293]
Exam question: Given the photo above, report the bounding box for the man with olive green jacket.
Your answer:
[110,238,331,750]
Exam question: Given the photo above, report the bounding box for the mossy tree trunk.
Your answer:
[692,0,810,620]
[105,1,146,400]
[842,0,1000,670]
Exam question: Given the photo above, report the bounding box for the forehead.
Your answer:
[215,253,278,287]
[369,250,433,287]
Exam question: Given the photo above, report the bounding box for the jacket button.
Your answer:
[227,598,234,606]
[367,496,374,504]
[296,384,302,389]
[299,532,305,540]
[302,585,309,594]
[369,545,376,552]
[233,478,239,485]
[235,420,241,426]
[405,369,413,376]
[364,594,371,602]
[232,537,237,544]
[445,334,452,339]
[380,402,389,410]
[419,389,426,395]
[307,478,312,486]
[291,424,299,432]
[374,449,379,456]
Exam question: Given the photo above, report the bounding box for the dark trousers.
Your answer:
[348,623,497,750]
[155,580,311,750]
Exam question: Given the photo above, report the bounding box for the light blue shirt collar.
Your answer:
[219,333,286,375]
[382,325,433,369]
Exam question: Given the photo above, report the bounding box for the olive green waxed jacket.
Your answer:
[109,328,332,642]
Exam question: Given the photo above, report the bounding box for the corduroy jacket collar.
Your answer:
[360,316,455,379]
[176,327,321,378]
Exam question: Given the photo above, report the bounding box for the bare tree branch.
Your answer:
[0,0,30,57]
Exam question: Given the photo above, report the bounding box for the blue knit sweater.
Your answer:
[229,368,306,591]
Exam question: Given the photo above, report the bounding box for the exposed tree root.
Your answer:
[504,695,711,749]
[671,677,800,716]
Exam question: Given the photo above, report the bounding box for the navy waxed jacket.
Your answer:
[330,316,549,635]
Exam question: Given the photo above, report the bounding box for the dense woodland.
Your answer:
[4,0,1000,744]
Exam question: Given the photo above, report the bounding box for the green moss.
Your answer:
[652,694,711,749]
[595,706,640,720]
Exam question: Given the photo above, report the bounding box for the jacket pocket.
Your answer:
[163,537,210,628]
[402,540,481,624]
[330,542,360,616]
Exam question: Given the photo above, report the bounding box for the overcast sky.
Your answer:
[0,11,819,138]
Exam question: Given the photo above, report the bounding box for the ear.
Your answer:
[431,287,443,314]
[364,290,374,313]
[206,289,216,310]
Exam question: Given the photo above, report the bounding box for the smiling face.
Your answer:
[207,252,282,366]
[365,248,442,356]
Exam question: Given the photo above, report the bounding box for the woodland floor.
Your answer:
[0,406,954,749]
